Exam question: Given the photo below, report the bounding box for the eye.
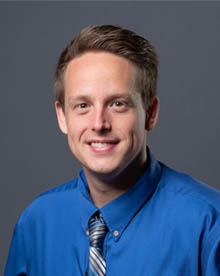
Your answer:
[112,101,124,107]
[75,102,90,114]
[110,101,128,112]
[78,103,89,109]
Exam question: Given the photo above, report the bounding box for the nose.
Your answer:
[91,107,111,132]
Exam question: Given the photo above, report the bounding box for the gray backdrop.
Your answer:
[1,1,220,273]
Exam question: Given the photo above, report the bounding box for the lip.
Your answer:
[87,139,119,153]
[87,139,119,144]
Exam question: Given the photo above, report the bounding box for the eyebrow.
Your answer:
[67,93,134,105]
[68,95,92,105]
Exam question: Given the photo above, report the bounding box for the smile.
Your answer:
[90,142,110,147]
[88,140,119,153]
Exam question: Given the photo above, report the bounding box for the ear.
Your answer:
[145,97,160,131]
[55,101,68,134]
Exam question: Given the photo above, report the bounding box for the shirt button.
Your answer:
[113,230,119,237]
[86,230,89,236]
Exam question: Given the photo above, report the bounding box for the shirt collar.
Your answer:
[78,148,162,241]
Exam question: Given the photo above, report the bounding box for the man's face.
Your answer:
[56,52,157,178]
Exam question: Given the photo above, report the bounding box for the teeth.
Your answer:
[91,142,109,147]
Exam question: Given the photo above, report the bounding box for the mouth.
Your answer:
[87,140,119,152]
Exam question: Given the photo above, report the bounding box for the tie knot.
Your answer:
[88,213,108,248]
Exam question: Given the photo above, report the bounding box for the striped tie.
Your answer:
[85,212,108,276]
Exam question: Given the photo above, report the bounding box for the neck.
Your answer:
[84,151,148,208]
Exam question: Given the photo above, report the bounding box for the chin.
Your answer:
[87,166,116,175]
[85,159,131,179]
[83,161,120,176]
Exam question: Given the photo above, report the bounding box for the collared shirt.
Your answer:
[4,150,220,275]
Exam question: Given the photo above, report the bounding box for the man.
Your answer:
[5,25,220,275]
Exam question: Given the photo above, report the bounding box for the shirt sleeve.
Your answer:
[4,221,27,276]
[203,235,220,275]
[202,216,220,276]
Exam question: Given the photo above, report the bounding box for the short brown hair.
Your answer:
[54,25,158,110]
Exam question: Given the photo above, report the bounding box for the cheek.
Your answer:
[66,118,87,142]
[115,116,140,139]
[127,114,146,142]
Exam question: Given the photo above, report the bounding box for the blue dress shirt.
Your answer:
[5,150,220,275]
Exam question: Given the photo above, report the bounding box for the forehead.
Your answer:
[64,51,139,97]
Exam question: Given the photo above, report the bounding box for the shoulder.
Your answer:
[18,177,79,225]
[158,163,220,212]
[157,163,220,249]
[157,164,220,271]
[156,163,220,236]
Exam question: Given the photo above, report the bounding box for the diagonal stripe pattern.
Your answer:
[85,212,108,276]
